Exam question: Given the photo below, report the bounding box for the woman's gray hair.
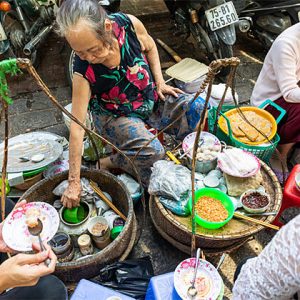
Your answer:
[56,0,111,42]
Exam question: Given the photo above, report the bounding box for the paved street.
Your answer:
[2,1,299,298]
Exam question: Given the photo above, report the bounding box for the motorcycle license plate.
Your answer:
[205,1,238,31]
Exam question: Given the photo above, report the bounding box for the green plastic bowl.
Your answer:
[188,188,234,229]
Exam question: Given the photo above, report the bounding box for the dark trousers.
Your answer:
[0,275,67,300]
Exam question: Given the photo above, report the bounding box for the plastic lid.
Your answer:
[110,226,123,240]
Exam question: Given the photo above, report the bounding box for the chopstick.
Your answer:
[90,181,127,221]
[234,212,279,231]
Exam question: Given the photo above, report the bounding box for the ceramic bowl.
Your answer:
[204,175,220,188]
[295,173,300,192]
[240,189,270,213]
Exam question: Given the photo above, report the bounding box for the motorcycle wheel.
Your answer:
[2,12,40,67]
[216,40,233,77]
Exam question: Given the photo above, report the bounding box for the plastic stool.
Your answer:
[273,164,300,227]
[71,279,134,300]
[145,272,181,300]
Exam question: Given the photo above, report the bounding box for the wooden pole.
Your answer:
[1,100,8,222]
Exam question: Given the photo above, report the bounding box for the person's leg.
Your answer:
[147,94,204,140]
[0,275,67,300]
[265,97,300,180]
[93,114,165,186]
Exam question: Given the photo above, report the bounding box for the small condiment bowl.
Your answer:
[295,172,300,192]
[240,189,270,214]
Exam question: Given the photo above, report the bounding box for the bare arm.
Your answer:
[272,40,300,103]
[61,74,90,208]
[128,14,183,100]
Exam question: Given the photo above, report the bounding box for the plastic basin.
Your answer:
[188,188,234,229]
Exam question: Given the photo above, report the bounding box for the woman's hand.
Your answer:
[0,243,57,293]
[156,81,183,101]
[61,181,81,208]
[0,200,27,253]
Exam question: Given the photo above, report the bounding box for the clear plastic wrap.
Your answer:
[148,160,191,201]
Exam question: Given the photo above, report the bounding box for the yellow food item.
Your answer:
[195,196,228,222]
[223,111,272,143]
[25,207,40,228]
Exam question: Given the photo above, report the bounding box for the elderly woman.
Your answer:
[56,0,203,208]
[251,23,300,181]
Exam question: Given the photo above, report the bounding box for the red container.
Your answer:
[273,164,300,227]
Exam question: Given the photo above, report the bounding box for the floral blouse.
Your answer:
[73,13,158,119]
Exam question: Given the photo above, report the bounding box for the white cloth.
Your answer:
[251,23,300,106]
[232,214,300,300]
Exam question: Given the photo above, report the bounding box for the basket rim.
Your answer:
[20,168,135,268]
[152,160,282,240]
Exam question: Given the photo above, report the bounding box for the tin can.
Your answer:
[49,232,74,262]
[87,216,111,249]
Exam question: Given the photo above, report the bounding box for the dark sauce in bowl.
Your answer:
[242,192,269,209]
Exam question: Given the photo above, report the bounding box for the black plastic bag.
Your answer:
[94,256,154,299]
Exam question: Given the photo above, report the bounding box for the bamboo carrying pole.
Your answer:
[90,180,127,221]
[234,212,279,231]
[156,39,182,63]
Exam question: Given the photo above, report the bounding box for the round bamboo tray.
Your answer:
[150,161,282,253]
[20,169,136,282]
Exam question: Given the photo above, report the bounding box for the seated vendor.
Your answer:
[251,23,300,181]
[56,0,204,208]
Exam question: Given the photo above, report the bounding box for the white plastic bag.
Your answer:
[148,160,191,201]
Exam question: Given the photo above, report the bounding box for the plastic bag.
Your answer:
[159,193,190,216]
[117,174,140,195]
[95,256,154,299]
[148,160,191,201]
[83,134,106,162]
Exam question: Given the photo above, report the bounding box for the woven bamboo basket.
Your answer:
[150,161,282,254]
[20,169,136,282]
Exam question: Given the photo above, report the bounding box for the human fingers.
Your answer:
[173,87,184,94]
[32,242,42,253]
[14,200,27,210]
[16,251,49,265]
[44,246,57,271]
[158,90,165,101]
[61,194,73,208]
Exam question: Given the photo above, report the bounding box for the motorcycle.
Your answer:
[66,0,121,87]
[238,0,300,48]
[0,0,59,65]
[164,0,243,75]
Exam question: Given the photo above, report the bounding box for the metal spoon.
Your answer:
[19,156,30,162]
[216,253,227,270]
[187,248,201,298]
[27,219,51,267]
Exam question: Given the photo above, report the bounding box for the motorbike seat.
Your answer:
[255,0,300,7]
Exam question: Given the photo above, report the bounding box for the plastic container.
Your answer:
[207,100,286,163]
[78,234,94,256]
[63,205,86,224]
[188,188,234,229]
[103,210,120,229]
[60,201,90,225]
